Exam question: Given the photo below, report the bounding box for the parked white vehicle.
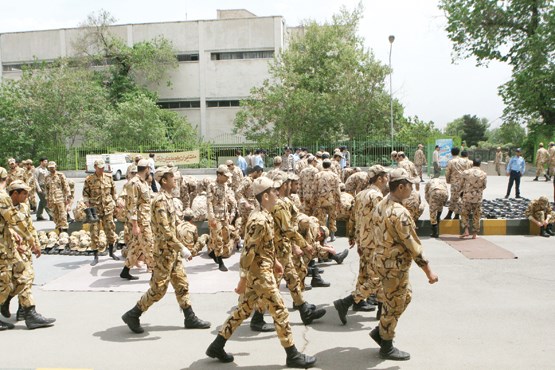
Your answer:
[85,154,132,181]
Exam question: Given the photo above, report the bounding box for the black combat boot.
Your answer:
[120,266,139,280]
[376,302,383,320]
[330,249,348,264]
[308,259,324,274]
[109,243,120,261]
[298,302,326,325]
[379,339,410,361]
[430,224,439,238]
[310,268,330,288]
[369,326,383,346]
[206,334,234,363]
[16,304,24,321]
[208,250,218,264]
[183,306,211,329]
[545,174,550,182]
[90,250,99,266]
[1,295,13,318]
[444,210,453,220]
[333,295,354,325]
[250,310,275,332]
[533,177,539,181]
[367,294,379,306]
[24,306,56,329]
[352,299,376,312]
[285,345,317,368]
[90,207,100,222]
[122,304,144,333]
[329,232,336,242]
[540,227,550,237]
[83,208,94,224]
[217,256,228,272]
[0,319,14,330]
[547,224,555,236]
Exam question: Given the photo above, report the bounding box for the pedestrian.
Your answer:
[413,144,427,182]
[370,168,439,360]
[494,147,503,176]
[148,153,157,192]
[122,166,211,334]
[35,157,51,221]
[207,165,233,272]
[533,143,550,181]
[44,161,71,233]
[205,176,317,368]
[444,147,471,219]
[253,149,264,169]
[459,159,487,239]
[505,148,525,199]
[432,145,441,178]
[280,147,295,173]
[235,150,248,176]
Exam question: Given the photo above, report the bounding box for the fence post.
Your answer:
[74,148,78,171]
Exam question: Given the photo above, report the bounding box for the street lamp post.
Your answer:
[389,35,395,152]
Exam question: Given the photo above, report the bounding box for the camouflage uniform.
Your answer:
[44,170,71,230]
[398,158,419,189]
[460,167,487,233]
[401,190,424,223]
[414,148,427,180]
[342,167,359,183]
[137,189,193,312]
[295,157,308,175]
[313,168,341,233]
[525,197,555,224]
[445,156,472,215]
[548,144,555,177]
[6,166,25,186]
[372,194,429,341]
[235,176,259,238]
[177,221,209,257]
[191,192,208,222]
[494,150,503,176]
[218,208,294,348]
[35,165,50,219]
[535,146,549,178]
[266,168,287,181]
[330,159,342,178]
[425,179,448,225]
[295,213,321,289]
[344,172,368,196]
[207,181,232,258]
[125,176,154,268]
[83,172,117,251]
[228,166,244,193]
[180,176,197,208]
[298,165,319,216]
[23,166,38,210]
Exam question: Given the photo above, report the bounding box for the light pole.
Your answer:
[388,35,395,152]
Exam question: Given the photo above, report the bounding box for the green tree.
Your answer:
[444,114,489,146]
[439,0,555,126]
[488,121,527,146]
[234,4,394,147]
[396,116,442,146]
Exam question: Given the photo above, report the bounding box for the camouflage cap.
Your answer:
[367,165,389,180]
[225,159,234,166]
[315,151,323,158]
[322,152,330,159]
[25,159,33,164]
[129,165,138,173]
[333,152,343,158]
[0,167,7,180]
[137,159,149,167]
[216,164,231,177]
[47,161,57,168]
[288,173,300,181]
[397,151,405,157]
[252,176,280,196]
[183,207,194,219]
[390,151,398,157]
[497,147,501,150]
[539,142,544,147]
[7,180,31,192]
[273,156,282,164]
[94,159,105,167]
[154,166,173,183]
[135,154,143,161]
[7,158,16,164]
[389,168,418,184]
[550,142,555,146]
[323,158,332,165]
[307,155,316,161]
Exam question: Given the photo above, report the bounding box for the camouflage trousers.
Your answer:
[125,223,154,269]
[549,160,555,177]
[530,211,555,224]
[536,161,547,177]
[188,234,210,257]
[375,266,412,341]
[448,182,462,214]
[90,213,117,252]
[415,164,423,179]
[352,248,383,304]
[495,162,502,176]
[218,272,294,348]
[460,202,482,233]
[28,188,37,210]
[276,254,304,306]
[10,253,35,308]
[137,246,191,312]
[314,205,337,233]
[428,190,448,225]
[50,201,68,230]
[208,220,233,258]
[237,205,255,238]
[302,199,316,217]
[0,258,12,305]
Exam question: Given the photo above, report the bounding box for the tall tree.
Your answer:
[439,0,555,126]
[444,114,489,146]
[396,116,442,146]
[234,4,395,147]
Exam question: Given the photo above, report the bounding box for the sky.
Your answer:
[0,0,512,129]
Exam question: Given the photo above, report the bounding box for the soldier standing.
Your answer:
[344,170,368,196]
[266,156,286,180]
[225,160,244,193]
[1,180,55,329]
[459,159,487,239]
[6,158,25,186]
[83,159,119,266]
[122,166,210,333]
[331,152,343,178]
[313,159,342,241]
[298,155,318,216]
[205,176,317,368]
[370,168,439,360]
[396,152,420,191]
[235,165,263,238]
[22,160,38,212]
[425,178,448,238]
[534,143,550,181]
[444,147,471,219]
[44,161,71,232]
[548,142,555,179]
[494,147,503,176]
[122,159,154,279]
[413,144,427,182]
[207,165,233,272]
[35,157,50,221]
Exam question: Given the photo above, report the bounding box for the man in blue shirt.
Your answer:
[505,148,526,198]
[235,150,248,176]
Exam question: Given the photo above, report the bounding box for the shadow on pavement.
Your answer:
[312,346,396,370]
[186,355,284,370]
[93,324,182,342]
[53,259,91,270]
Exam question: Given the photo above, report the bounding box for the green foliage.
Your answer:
[439,0,555,125]
[487,121,527,147]
[234,4,396,147]
[396,116,442,146]
[444,114,489,147]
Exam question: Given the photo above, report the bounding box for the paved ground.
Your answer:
[2,173,554,369]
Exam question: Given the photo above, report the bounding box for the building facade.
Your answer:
[0,9,290,144]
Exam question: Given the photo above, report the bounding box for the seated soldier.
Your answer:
[525,196,555,237]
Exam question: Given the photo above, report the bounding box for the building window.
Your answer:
[211,50,274,61]
[206,100,241,108]
[176,53,199,62]
[157,100,201,109]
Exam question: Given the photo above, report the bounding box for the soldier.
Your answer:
[505,148,525,199]
[494,147,503,176]
[34,157,51,221]
[298,155,319,216]
[313,159,342,241]
[344,171,368,196]
[335,165,389,325]
[548,142,555,179]
[83,159,119,266]
[207,165,233,272]
[396,152,420,191]
[205,177,317,368]
[122,159,154,279]
[425,178,448,238]
[331,152,343,178]
[266,156,286,180]
[280,147,295,173]
[444,147,472,219]
[459,159,487,239]
[6,158,25,186]
[337,184,354,239]
[533,143,550,181]
[1,180,55,329]
[168,163,182,199]
[390,150,398,166]
[287,174,303,211]
[402,189,424,224]
[226,159,243,193]
[525,196,555,237]
[177,208,210,256]
[414,144,427,182]
[294,150,308,175]
[22,160,38,212]
[180,175,197,209]
[342,166,360,183]
[126,154,142,180]
[122,167,210,334]
[370,168,439,360]
[235,165,263,238]
[115,165,137,255]
[44,161,71,232]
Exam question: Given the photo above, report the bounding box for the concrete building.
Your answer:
[0,9,292,144]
